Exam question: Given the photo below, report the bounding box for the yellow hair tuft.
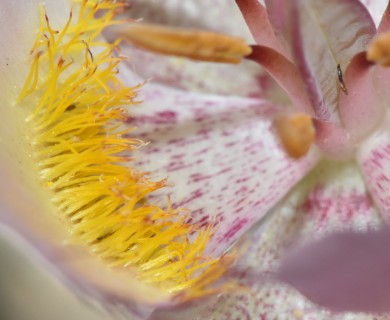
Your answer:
[18,0,232,299]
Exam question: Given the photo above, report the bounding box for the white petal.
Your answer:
[360,0,388,27]
[357,112,390,221]
[124,77,320,256]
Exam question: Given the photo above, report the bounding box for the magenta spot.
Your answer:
[235,198,246,207]
[166,163,193,172]
[197,127,211,136]
[225,141,237,148]
[235,177,250,184]
[235,186,249,196]
[221,218,248,242]
[193,147,209,156]
[221,130,232,137]
[171,153,185,159]
[176,189,204,207]
[126,110,177,125]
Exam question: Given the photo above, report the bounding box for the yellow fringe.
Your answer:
[18,0,231,298]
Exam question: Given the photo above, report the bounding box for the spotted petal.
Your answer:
[148,161,383,319]
[0,0,318,318]
[123,70,321,255]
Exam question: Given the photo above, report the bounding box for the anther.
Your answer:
[115,23,252,64]
[367,32,390,66]
[275,113,315,159]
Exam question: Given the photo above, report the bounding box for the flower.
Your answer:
[1,1,390,320]
[118,0,390,318]
[0,1,241,318]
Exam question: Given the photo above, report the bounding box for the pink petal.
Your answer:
[148,161,382,319]
[266,0,376,120]
[277,228,390,313]
[338,53,385,144]
[264,0,294,56]
[235,0,289,57]
[248,45,313,115]
[124,77,320,255]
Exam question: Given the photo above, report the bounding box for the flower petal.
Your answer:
[378,2,390,33]
[0,158,169,318]
[248,45,313,114]
[124,75,321,255]
[0,234,109,320]
[235,0,289,57]
[148,161,383,319]
[265,0,376,120]
[0,1,176,317]
[338,53,386,144]
[277,228,390,313]
[118,44,267,97]
[356,114,390,222]
[0,0,69,110]
[127,0,251,36]
[362,0,389,28]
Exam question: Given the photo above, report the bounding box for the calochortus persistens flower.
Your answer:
[0,0,258,318]
[2,1,390,320]
[117,0,390,318]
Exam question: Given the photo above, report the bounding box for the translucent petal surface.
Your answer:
[0,229,115,320]
[108,0,268,97]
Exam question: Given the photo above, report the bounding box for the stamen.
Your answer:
[367,32,390,66]
[275,113,315,159]
[115,23,252,64]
